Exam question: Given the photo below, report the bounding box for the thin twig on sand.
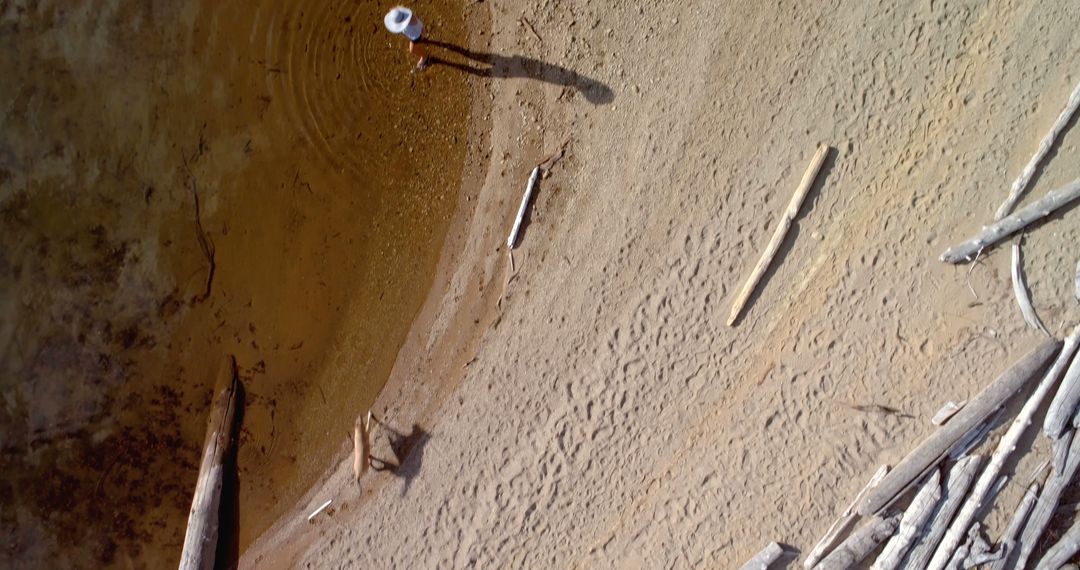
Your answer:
[520,16,543,45]
[191,184,216,303]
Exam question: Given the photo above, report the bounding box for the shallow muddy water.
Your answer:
[0,0,471,567]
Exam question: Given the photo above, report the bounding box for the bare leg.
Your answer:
[410,40,429,70]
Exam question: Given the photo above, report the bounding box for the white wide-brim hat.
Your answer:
[384,7,413,34]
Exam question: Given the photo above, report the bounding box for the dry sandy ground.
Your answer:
[245,0,1080,568]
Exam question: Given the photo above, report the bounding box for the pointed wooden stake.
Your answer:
[179,356,240,570]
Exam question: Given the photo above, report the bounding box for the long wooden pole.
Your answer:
[179,355,240,570]
[727,144,829,325]
[857,339,1060,516]
[941,178,1080,263]
[995,78,1080,220]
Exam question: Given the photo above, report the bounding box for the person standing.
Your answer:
[384,6,428,70]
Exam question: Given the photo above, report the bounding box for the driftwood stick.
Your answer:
[1013,428,1080,570]
[1011,239,1050,336]
[804,464,889,568]
[1045,331,1080,439]
[949,408,1003,460]
[902,455,985,570]
[1036,513,1080,570]
[307,499,332,522]
[858,339,1060,516]
[1075,259,1080,303]
[963,524,993,570]
[813,514,900,570]
[941,178,1080,263]
[932,400,967,426]
[727,143,829,326]
[507,166,541,249]
[519,16,543,44]
[995,78,1080,220]
[353,411,373,483]
[179,356,239,570]
[738,541,785,570]
[1053,429,1075,477]
[871,469,942,570]
[987,482,1040,570]
[927,331,1076,570]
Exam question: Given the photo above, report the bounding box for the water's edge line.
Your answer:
[236,2,498,565]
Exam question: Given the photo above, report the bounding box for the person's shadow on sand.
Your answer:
[370,420,431,498]
[424,39,615,105]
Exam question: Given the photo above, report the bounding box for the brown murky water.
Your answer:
[0,0,471,567]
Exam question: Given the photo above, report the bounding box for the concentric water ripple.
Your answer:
[268,0,407,179]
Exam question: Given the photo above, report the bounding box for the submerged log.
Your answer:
[928,329,1077,570]
[941,179,1080,263]
[179,356,240,570]
[727,144,829,326]
[857,340,1060,516]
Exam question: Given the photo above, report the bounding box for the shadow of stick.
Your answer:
[368,417,432,498]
